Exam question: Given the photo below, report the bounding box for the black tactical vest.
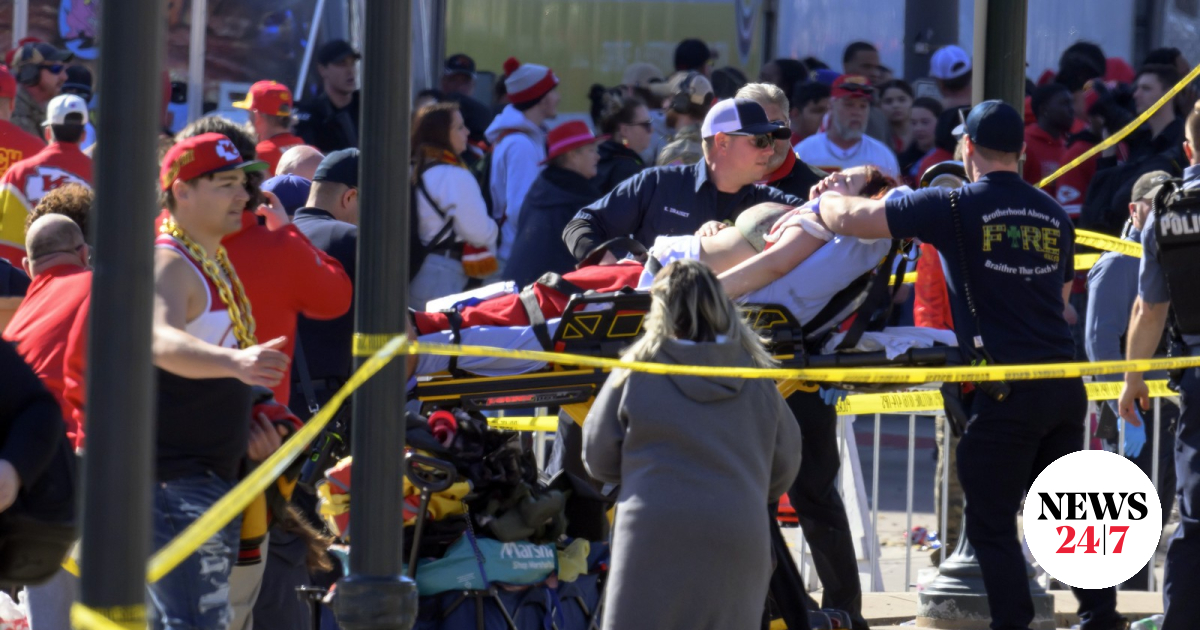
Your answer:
[1154,183,1200,334]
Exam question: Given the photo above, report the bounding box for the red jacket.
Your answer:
[0,120,48,180]
[1022,123,1066,195]
[2,264,91,448]
[257,132,307,176]
[914,243,953,331]
[0,142,93,266]
[155,211,353,404]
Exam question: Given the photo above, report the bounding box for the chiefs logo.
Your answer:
[215,138,241,162]
[24,167,89,205]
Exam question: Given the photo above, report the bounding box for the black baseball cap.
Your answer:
[313,148,359,187]
[674,38,712,72]
[316,39,361,66]
[62,65,93,100]
[701,98,791,140]
[953,100,1025,153]
[444,53,476,77]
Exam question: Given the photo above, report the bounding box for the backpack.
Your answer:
[408,175,457,281]
[470,128,533,222]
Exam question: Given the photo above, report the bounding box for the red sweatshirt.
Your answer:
[3,264,91,448]
[154,211,353,404]
[257,132,307,176]
[0,142,92,266]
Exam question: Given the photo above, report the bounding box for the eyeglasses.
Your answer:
[728,133,774,148]
[40,64,64,74]
[625,120,653,131]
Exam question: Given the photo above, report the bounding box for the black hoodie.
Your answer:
[592,140,645,196]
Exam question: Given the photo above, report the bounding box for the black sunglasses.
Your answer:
[625,120,653,131]
[40,64,64,74]
[728,133,774,148]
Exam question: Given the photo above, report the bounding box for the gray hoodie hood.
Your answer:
[657,339,756,403]
[485,104,544,145]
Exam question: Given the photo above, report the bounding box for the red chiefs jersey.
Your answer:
[0,120,46,180]
[0,142,92,266]
[257,132,307,176]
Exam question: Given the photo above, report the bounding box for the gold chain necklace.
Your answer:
[160,218,258,349]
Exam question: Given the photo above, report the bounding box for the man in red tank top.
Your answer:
[150,132,289,630]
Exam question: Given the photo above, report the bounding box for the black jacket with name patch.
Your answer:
[562,161,802,260]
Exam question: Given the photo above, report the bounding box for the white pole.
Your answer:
[13,0,28,44]
[187,0,207,124]
[295,0,328,98]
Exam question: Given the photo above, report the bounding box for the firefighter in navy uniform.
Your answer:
[810,101,1126,630]
[1119,107,1200,630]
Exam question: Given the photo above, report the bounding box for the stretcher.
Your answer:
[412,237,959,417]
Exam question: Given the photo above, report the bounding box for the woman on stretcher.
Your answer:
[411,167,944,376]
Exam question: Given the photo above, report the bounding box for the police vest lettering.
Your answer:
[1036,492,1150,521]
[1155,184,1200,335]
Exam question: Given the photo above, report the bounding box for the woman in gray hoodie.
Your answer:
[583,258,802,630]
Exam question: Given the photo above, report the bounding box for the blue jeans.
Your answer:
[148,473,242,630]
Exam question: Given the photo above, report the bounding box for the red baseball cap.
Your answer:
[831,74,874,99]
[160,133,267,191]
[540,120,607,165]
[232,80,293,116]
[0,66,15,99]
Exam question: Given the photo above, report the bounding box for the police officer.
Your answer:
[1086,170,1178,591]
[561,97,801,262]
[809,100,1124,630]
[1119,107,1200,629]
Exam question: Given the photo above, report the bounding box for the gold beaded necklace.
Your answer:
[160,218,258,349]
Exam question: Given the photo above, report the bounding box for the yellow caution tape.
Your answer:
[1038,62,1200,190]
[378,338,1200,384]
[145,335,409,583]
[1075,252,1101,270]
[487,416,559,432]
[352,332,404,358]
[831,380,1177,416]
[1076,230,1143,258]
[71,603,145,630]
[470,381,1178,429]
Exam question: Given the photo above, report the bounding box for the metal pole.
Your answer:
[905,414,915,592]
[972,0,1028,109]
[333,0,418,628]
[187,0,207,123]
[871,413,881,592]
[12,0,27,44]
[79,0,164,623]
[1118,406,1126,457]
[295,0,329,98]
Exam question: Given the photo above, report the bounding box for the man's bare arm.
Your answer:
[1118,296,1171,425]
[817,195,894,240]
[717,225,824,298]
[152,249,289,385]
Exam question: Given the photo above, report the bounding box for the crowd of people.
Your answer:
[0,27,1196,630]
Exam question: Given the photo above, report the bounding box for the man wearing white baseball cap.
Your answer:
[930,45,973,109]
[563,97,802,262]
[0,93,92,266]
